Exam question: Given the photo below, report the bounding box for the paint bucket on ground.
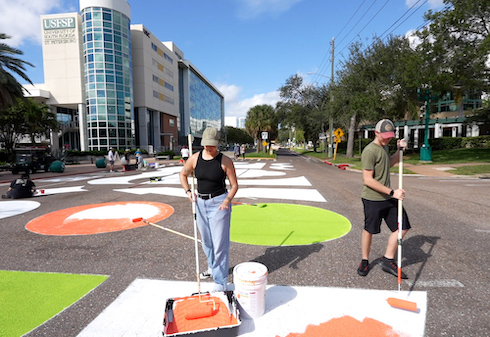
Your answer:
[233,262,268,319]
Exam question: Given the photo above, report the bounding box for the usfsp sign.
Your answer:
[43,17,76,30]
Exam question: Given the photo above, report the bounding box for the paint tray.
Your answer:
[163,290,241,336]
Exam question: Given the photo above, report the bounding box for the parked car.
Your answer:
[11,148,54,174]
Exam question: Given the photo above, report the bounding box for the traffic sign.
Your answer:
[334,128,344,138]
[262,132,268,140]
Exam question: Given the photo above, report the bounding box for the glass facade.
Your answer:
[189,70,222,135]
[81,6,134,150]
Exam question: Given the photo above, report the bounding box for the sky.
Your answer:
[0,0,445,120]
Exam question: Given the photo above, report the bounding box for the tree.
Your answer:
[0,98,59,159]
[225,126,253,146]
[277,75,330,152]
[21,98,59,145]
[415,0,490,116]
[245,104,278,152]
[0,102,24,159]
[332,36,422,157]
[0,33,33,110]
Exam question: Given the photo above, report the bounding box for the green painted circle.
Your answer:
[230,203,351,246]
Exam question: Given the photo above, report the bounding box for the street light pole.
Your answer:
[329,37,335,157]
[417,88,438,162]
[307,38,335,157]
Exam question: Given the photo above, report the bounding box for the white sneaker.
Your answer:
[200,271,212,279]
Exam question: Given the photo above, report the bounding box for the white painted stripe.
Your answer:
[237,176,311,186]
[88,166,182,185]
[0,200,40,219]
[79,279,427,337]
[236,169,285,178]
[38,175,103,182]
[235,188,326,202]
[115,187,187,197]
[145,176,311,187]
[33,186,88,196]
[117,187,326,203]
[475,229,490,233]
[405,279,465,288]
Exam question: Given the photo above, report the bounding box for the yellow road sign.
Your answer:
[334,137,341,143]
[334,128,344,138]
[262,141,268,147]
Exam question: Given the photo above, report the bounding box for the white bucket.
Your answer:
[233,262,268,319]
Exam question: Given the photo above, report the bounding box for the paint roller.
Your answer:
[387,297,417,312]
[386,145,418,313]
[183,297,217,320]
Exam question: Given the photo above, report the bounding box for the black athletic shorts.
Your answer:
[362,198,411,234]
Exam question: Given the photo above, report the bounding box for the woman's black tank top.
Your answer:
[194,151,226,194]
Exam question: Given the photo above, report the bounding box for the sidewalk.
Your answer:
[402,162,488,178]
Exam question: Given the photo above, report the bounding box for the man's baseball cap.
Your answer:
[375,119,395,139]
[201,127,220,146]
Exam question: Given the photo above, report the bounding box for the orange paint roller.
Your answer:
[387,297,418,312]
[184,301,216,320]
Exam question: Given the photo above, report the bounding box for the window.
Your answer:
[169,119,174,126]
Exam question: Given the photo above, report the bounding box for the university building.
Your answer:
[23,0,224,153]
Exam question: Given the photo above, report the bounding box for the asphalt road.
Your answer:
[1,148,489,336]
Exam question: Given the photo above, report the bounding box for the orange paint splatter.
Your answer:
[25,201,173,235]
[277,315,401,337]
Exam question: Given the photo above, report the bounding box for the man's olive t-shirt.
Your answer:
[361,141,391,201]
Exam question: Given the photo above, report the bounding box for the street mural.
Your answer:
[1,160,427,336]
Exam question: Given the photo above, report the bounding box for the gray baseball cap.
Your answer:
[201,127,220,146]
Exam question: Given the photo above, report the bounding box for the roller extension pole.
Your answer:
[386,146,418,313]
[397,148,403,292]
[188,133,201,294]
[132,218,200,242]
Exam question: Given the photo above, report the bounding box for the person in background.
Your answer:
[180,145,190,164]
[135,148,142,169]
[241,144,246,160]
[179,127,238,292]
[233,143,241,160]
[2,173,36,199]
[357,119,411,279]
[123,149,131,171]
[108,147,115,172]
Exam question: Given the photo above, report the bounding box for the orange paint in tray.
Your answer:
[163,291,241,336]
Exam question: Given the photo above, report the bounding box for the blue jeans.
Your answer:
[196,192,231,291]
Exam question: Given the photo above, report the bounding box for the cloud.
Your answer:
[237,0,304,20]
[0,0,73,47]
[218,83,281,118]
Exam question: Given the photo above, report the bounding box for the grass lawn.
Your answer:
[448,164,490,175]
[0,270,107,336]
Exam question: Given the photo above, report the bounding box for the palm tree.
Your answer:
[245,104,278,152]
[0,33,33,110]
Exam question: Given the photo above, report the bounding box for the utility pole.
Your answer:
[328,37,335,157]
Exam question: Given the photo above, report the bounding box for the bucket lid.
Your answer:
[234,262,268,281]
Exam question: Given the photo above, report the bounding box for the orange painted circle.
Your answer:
[26,201,174,235]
